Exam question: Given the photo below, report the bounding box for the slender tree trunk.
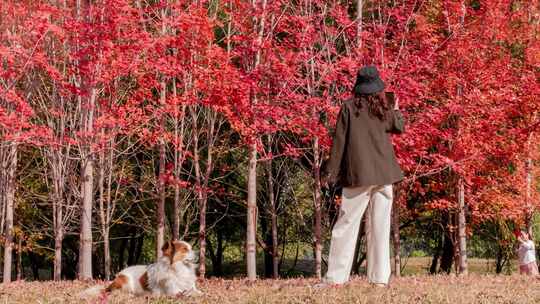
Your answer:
[430,232,442,274]
[525,112,535,237]
[104,141,114,278]
[156,4,169,257]
[312,138,322,279]
[2,145,17,284]
[453,212,460,275]
[198,190,207,279]
[193,108,218,278]
[173,181,181,240]
[156,81,167,258]
[246,143,258,281]
[246,0,267,281]
[356,0,363,47]
[199,118,216,278]
[54,228,63,281]
[392,185,401,277]
[440,213,454,274]
[103,227,110,279]
[526,156,534,237]
[172,81,185,241]
[271,200,278,278]
[156,136,166,258]
[48,0,74,280]
[97,144,111,280]
[440,237,454,273]
[454,0,468,277]
[79,154,94,280]
[190,107,206,278]
[495,246,504,274]
[52,158,65,281]
[76,0,95,281]
[104,136,115,278]
[78,88,96,280]
[266,158,279,278]
[16,236,22,281]
[48,102,72,281]
[457,177,468,274]
[306,11,322,277]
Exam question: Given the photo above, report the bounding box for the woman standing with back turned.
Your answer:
[320,65,405,287]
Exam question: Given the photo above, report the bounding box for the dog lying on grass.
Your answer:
[81,240,201,298]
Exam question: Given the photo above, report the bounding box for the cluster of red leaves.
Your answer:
[0,0,539,229]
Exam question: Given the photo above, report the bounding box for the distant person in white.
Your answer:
[517,231,539,276]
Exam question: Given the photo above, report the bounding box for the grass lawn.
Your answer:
[0,258,534,303]
[0,274,539,304]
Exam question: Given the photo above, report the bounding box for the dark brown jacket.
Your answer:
[322,99,405,187]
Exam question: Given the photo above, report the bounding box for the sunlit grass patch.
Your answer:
[1,274,539,304]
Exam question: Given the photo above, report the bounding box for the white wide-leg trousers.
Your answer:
[325,185,393,284]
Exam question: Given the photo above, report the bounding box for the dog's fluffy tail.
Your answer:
[78,285,106,299]
[79,274,127,299]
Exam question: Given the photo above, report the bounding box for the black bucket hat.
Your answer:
[354,65,385,95]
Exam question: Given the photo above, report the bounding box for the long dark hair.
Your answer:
[353,92,390,120]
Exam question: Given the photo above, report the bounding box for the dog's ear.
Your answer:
[161,240,174,260]
[161,241,169,252]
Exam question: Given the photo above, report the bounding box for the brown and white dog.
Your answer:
[81,240,200,298]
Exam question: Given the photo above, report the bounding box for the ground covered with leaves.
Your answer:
[0,274,539,304]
